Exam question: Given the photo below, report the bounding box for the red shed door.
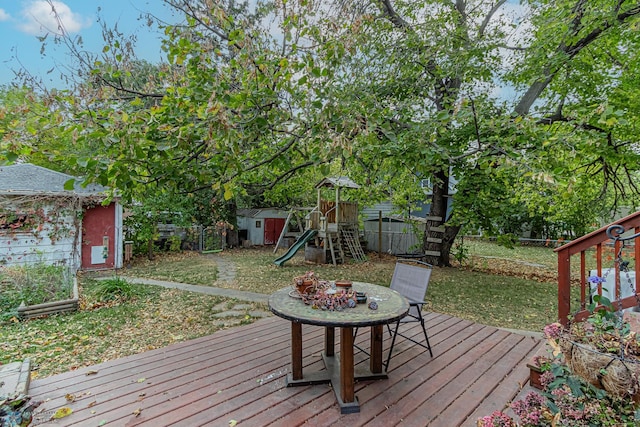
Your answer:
[264,218,285,245]
[81,204,116,269]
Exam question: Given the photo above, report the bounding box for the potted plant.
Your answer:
[293,271,318,295]
[526,355,552,390]
[477,275,640,426]
[545,275,640,401]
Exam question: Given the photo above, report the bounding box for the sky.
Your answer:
[0,0,172,87]
[0,0,528,94]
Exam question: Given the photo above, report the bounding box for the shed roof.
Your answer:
[314,176,360,189]
[237,207,288,218]
[0,164,107,197]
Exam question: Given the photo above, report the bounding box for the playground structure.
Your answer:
[274,177,367,266]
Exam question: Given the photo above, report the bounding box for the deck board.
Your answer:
[28,313,542,427]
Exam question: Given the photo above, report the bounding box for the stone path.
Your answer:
[120,276,269,304]
[207,253,237,282]
[119,253,272,324]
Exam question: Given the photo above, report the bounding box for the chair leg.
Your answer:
[353,327,369,356]
[418,314,433,357]
[384,319,401,371]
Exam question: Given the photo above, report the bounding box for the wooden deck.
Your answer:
[29,313,542,426]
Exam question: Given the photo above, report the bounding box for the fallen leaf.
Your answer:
[137,377,146,383]
[88,400,97,407]
[86,370,99,376]
[133,408,142,417]
[65,393,76,402]
[229,420,237,427]
[51,407,73,419]
[98,420,107,426]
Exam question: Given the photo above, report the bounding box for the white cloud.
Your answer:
[0,9,10,21]
[18,1,91,36]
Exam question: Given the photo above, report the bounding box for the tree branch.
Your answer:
[514,2,640,115]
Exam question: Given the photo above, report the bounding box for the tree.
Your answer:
[290,0,640,265]
[6,0,640,267]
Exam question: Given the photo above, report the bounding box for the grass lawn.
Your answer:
[1,239,567,378]
[124,240,562,332]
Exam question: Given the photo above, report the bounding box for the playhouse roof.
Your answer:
[314,176,360,189]
[0,163,108,197]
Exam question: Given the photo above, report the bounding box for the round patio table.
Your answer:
[269,282,409,414]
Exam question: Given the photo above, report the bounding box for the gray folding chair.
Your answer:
[384,259,433,370]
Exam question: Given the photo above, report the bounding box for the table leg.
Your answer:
[325,326,335,357]
[370,325,383,373]
[340,326,355,404]
[291,322,303,381]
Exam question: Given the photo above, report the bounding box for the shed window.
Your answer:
[256,220,261,228]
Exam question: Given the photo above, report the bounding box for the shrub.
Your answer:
[90,277,141,302]
[167,235,182,252]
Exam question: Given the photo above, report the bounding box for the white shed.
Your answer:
[0,164,123,271]
[236,208,290,246]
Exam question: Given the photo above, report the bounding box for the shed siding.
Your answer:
[0,205,77,268]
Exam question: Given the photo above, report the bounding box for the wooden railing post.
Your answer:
[555,211,640,324]
[557,247,571,326]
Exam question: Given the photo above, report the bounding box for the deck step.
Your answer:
[0,359,31,397]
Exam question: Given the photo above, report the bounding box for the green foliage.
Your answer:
[167,235,182,252]
[0,264,73,317]
[501,360,639,426]
[451,238,469,265]
[89,277,142,302]
[4,0,640,268]
[495,234,518,249]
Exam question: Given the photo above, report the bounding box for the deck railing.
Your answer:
[555,211,640,326]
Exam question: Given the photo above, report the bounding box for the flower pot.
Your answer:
[295,280,311,295]
[335,280,352,290]
[560,338,640,401]
[526,363,544,390]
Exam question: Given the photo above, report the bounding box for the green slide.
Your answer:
[274,229,318,266]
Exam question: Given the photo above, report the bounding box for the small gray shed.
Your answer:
[236,208,290,246]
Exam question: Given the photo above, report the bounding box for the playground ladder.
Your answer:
[327,232,343,265]
[340,226,367,262]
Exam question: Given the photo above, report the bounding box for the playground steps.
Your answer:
[340,226,367,262]
[327,233,343,265]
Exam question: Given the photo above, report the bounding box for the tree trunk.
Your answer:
[147,238,154,260]
[226,199,239,248]
[423,167,460,266]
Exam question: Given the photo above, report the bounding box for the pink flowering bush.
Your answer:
[478,343,639,426]
[476,410,516,427]
[480,275,640,426]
